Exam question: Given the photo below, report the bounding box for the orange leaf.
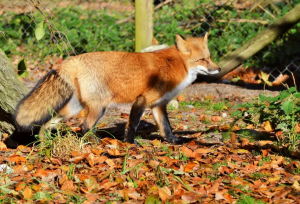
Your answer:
[8,155,27,164]
[261,149,271,158]
[294,123,300,133]
[69,153,88,164]
[192,108,197,112]
[177,95,185,102]
[232,126,240,131]
[264,121,273,132]
[92,149,103,155]
[246,124,254,129]
[33,168,48,178]
[15,181,26,191]
[86,153,95,167]
[184,162,196,172]
[241,138,249,146]
[220,124,230,131]
[61,180,75,191]
[181,146,194,158]
[152,139,162,147]
[223,193,233,202]
[0,142,7,150]
[71,126,81,132]
[23,186,32,199]
[210,115,222,122]
[121,113,129,119]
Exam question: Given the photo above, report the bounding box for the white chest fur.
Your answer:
[154,68,198,106]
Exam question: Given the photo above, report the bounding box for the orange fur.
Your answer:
[14,34,220,143]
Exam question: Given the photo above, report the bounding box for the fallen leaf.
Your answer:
[152,139,162,147]
[0,142,7,150]
[210,115,222,122]
[264,121,273,132]
[184,162,196,172]
[8,155,27,164]
[181,146,194,157]
[230,132,237,144]
[158,186,172,202]
[177,95,185,102]
[292,180,300,191]
[121,113,129,118]
[268,176,281,183]
[61,180,74,191]
[15,181,26,191]
[23,186,32,199]
[261,149,271,158]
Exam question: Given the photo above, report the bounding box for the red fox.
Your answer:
[14,34,220,144]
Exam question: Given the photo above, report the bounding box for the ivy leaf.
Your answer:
[259,94,268,102]
[281,101,294,115]
[294,92,300,98]
[35,20,45,41]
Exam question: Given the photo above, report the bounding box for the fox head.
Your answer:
[175,33,220,75]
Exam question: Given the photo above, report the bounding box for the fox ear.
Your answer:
[204,32,209,43]
[175,34,190,54]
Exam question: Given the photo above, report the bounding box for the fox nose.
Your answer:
[218,68,221,72]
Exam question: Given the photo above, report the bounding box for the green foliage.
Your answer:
[1,0,300,70]
[238,194,266,204]
[232,87,300,149]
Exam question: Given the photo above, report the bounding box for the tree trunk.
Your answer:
[205,3,300,82]
[0,49,28,140]
[135,0,153,52]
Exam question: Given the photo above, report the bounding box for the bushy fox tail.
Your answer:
[14,70,74,131]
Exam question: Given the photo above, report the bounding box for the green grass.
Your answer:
[237,194,266,204]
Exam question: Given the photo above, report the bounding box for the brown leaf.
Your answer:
[272,74,289,86]
[181,192,197,202]
[181,146,194,157]
[69,153,88,164]
[223,193,233,202]
[23,186,32,199]
[92,149,103,155]
[241,138,249,146]
[208,179,221,194]
[61,180,75,191]
[158,186,172,202]
[210,115,222,122]
[184,162,196,172]
[220,124,230,131]
[107,148,121,156]
[194,148,213,154]
[86,153,94,167]
[230,132,237,144]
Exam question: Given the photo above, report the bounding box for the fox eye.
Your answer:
[197,58,208,62]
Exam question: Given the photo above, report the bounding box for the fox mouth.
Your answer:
[195,66,221,76]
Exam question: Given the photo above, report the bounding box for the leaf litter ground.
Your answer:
[1,83,300,203]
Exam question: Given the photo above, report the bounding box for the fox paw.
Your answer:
[165,135,183,144]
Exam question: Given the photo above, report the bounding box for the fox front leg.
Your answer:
[124,95,147,144]
[152,104,182,144]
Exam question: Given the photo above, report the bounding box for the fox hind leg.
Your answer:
[124,95,147,144]
[83,101,107,136]
[152,104,182,144]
